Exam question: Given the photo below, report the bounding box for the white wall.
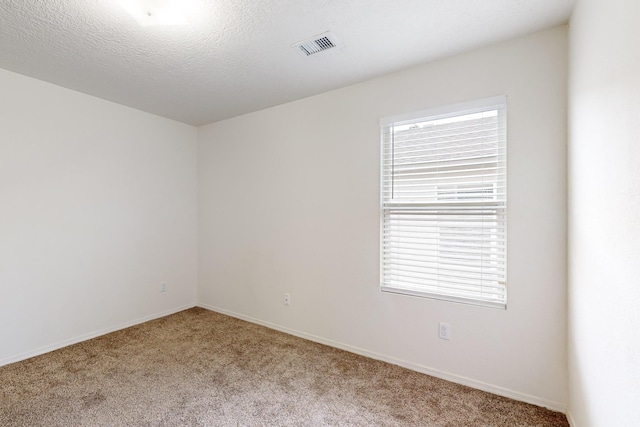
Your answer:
[568,1,640,425]
[198,26,568,409]
[0,68,198,365]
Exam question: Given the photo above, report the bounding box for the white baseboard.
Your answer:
[0,303,197,367]
[566,409,577,426]
[198,303,567,414]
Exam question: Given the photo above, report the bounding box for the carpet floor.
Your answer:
[0,308,568,426]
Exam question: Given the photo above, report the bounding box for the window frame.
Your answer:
[379,96,508,309]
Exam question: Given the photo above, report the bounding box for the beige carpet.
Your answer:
[0,308,568,426]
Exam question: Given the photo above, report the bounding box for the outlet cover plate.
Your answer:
[439,322,451,340]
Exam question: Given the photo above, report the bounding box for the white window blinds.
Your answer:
[380,96,507,308]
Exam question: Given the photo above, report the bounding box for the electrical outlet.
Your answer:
[439,322,451,340]
[161,283,167,293]
[284,293,291,306]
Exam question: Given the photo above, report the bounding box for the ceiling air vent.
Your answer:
[293,32,339,57]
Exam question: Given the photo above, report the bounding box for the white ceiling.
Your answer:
[0,0,575,126]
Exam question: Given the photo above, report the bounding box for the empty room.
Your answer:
[0,0,638,426]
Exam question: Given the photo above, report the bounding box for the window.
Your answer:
[380,96,507,308]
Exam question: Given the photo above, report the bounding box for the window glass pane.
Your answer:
[380,97,507,308]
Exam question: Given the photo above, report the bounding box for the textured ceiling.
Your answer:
[0,0,575,126]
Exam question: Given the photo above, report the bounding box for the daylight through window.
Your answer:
[380,96,507,308]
